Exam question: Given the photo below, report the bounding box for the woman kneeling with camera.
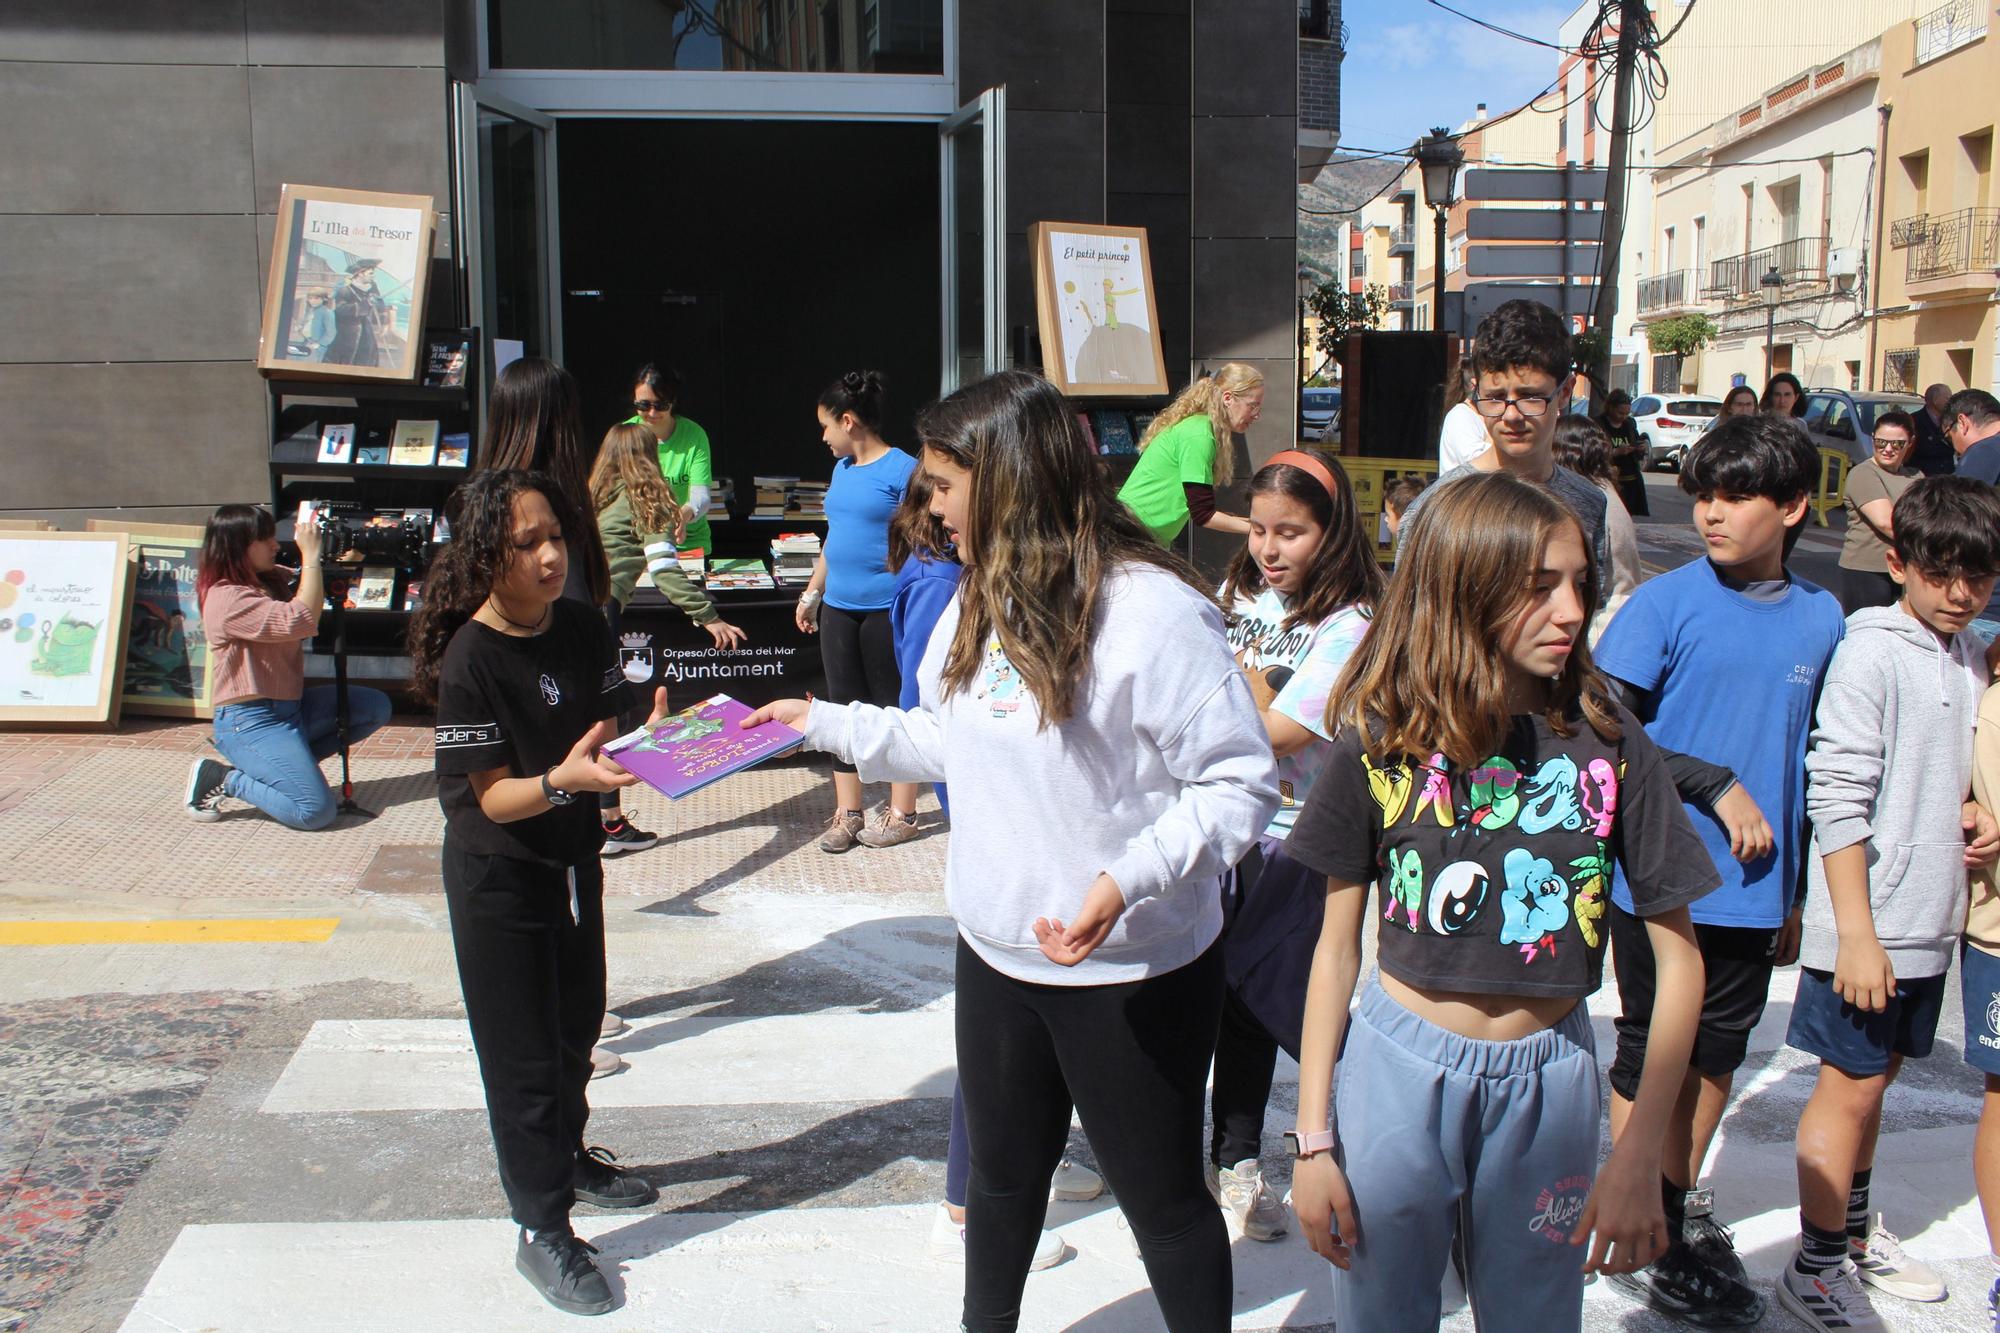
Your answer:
[184,504,391,828]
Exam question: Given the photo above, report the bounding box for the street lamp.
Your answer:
[1297,266,1318,442]
[1414,127,1466,336]
[1760,266,1784,381]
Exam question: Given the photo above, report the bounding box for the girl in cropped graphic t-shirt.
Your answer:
[1284,472,1715,1333]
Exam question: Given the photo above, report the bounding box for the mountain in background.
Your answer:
[1299,153,1405,278]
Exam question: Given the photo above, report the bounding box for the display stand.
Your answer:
[323,597,376,819]
[265,329,481,676]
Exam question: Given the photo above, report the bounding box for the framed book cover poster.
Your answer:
[389,419,439,466]
[84,519,214,719]
[317,422,356,464]
[1029,221,1169,397]
[0,530,135,729]
[256,184,437,382]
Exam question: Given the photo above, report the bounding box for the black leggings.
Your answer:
[1209,986,1281,1168]
[955,937,1229,1332]
[819,604,900,777]
[443,844,606,1231]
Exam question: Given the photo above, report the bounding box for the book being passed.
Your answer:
[602,693,802,799]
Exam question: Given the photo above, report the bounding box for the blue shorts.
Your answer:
[1961,941,2000,1075]
[1786,965,1947,1075]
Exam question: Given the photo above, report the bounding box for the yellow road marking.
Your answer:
[0,918,339,945]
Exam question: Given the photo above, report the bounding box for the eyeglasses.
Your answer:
[1472,394,1555,419]
[632,400,669,415]
[1872,435,1911,450]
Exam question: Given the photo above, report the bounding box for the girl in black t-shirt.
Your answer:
[1284,472,1712,1332]
[408,469,669,1318]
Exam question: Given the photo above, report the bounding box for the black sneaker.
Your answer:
[515,1227,614,1316]
[1609,1240,1766,1327]
[599,816,659,855]
[1682,1189,1747,1283]
[184,757,230,822]
[574,1145,659,1209]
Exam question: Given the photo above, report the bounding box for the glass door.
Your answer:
[453,85,562,365]
[939,86,1006,393]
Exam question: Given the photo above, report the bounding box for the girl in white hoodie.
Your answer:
[747,369,1278,1332]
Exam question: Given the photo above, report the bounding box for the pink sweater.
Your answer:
[202,583,319,706]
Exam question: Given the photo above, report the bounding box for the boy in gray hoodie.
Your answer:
[1780,476,2000,1333]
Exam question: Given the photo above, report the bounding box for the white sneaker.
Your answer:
[588,1046,625,1079]
[1851,1215,1947,1302]
[600,1010,627,1039]
[927,1203,1067,1271]
[1776,1255,1887,1333]
[1050,1159,1103,1202]
[1210,1158,1287,1241]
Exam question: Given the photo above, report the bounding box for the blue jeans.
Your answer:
[211,687,391,830]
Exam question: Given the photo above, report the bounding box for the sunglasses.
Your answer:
[632,400,670,415]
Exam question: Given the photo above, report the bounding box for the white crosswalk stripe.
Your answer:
[118,894,2000,1331]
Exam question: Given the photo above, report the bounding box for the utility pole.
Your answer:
[1588,0,1643,386]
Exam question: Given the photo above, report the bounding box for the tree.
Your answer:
[1308,282,1392,371]
[1646,313,1719,357]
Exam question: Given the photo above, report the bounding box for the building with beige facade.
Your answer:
[1870,1,1998,394]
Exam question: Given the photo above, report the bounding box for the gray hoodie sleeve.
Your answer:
[1805,655,1888,857]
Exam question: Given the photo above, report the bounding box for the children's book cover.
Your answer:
[602,693,802,800]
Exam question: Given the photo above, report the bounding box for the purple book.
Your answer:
[602,694,803,799]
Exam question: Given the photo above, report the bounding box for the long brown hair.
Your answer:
[1330,471,1619,766]
[1219,454,1382,631]
[1135,362,1262,487]
[886,467,952,571]
[477,357,609,605]
[915,370,1202,726]
[589,422,680,534]
[407,469,568,705]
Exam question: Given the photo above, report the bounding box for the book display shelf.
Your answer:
[265,332,481,679]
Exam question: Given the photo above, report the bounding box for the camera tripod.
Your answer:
[322,580,376,821]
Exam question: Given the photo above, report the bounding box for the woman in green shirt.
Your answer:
[1116,363,1262,545]
[626,364,717,555]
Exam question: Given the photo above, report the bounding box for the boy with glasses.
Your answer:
[1397,299,1611,598]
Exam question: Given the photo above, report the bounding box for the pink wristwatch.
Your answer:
[1283,1128,1337,1160]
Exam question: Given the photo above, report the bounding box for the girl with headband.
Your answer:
[1207,449,1383,1241]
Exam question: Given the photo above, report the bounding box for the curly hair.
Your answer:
[407,469,570,704]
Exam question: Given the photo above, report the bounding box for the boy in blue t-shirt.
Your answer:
[1595,414,1847,1327]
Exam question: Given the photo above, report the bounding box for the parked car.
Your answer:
[1802,388,1927,465]
[1301,387,1341,444]
[1628,394,1723,470]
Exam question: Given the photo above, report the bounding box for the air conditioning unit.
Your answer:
[1828,247,1860,278]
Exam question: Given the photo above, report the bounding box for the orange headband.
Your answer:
[1265,449,1340,499]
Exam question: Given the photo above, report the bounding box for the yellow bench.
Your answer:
[1339,456,1440,564]
[1812,447,1849,528]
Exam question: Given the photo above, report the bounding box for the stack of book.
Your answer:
[751,476,798,519]
[791,480,828,519]
[709,476,736,516]
[707,557,775,591]
[769,532,821,587]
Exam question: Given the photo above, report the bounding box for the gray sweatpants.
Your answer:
[1331,979,1601,1333]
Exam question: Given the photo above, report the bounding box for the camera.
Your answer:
[300,500,431,566]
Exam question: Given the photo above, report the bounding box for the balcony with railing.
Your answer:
[1706,235,1827,299]
[1901,207,2000,297]
[1915,0,1986,64]
[1638,269,1700,316]
[1389,223,1416,252]
[1386,281,1414,304]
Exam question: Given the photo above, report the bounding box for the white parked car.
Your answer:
[1301,388,1341,444]
[1630,394,1723,470]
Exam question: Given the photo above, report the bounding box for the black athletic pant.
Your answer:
[955,937,1230,1333]
[443,842,606,1232]
[818,605,900,777]
[1209,986,1281,1169]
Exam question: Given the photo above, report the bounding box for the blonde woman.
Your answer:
[1117,363,1262,544]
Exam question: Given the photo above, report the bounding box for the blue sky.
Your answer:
[1337,0,1569,153]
